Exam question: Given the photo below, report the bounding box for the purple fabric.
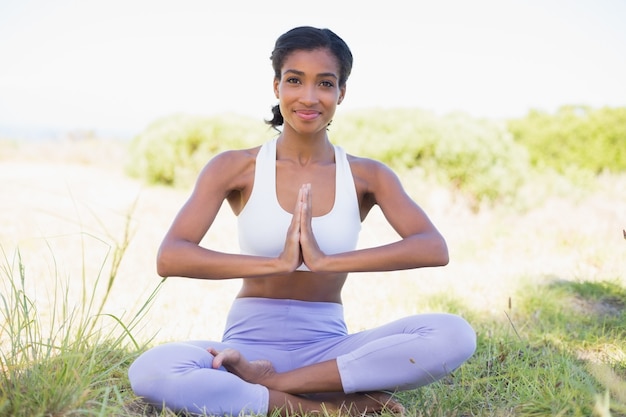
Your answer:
[128,297,476,416]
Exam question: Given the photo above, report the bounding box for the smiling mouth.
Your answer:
[295,110,320,120]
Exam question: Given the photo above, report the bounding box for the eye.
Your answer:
[286,77,301,84]
[320,80,335,88]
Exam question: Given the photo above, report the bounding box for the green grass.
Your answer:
[0,212,164,417]
[1,200,624,416]
[2,244,624,417]
[398,281,626,416]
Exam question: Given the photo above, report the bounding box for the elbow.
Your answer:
[408,232,449,268]
[438,245,450,266]
[438,238,450,266]
[156,244,175,277]
[156,259,169,278]
[430,235,449,267]
[410,234,449,268]
[156,255,169,278]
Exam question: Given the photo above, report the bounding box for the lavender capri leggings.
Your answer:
[128,297,476,416]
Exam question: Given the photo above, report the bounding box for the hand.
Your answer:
[298,183,326,271]
[277,185,306,272]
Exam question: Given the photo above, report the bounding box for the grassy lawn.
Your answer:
[0,138,624,416]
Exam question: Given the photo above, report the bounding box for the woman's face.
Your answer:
[273,48,346,136]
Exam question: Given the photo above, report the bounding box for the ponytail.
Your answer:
[265,104,283,131]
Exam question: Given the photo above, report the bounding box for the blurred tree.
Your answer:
[508,106,626,174]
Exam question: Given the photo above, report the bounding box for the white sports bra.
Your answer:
[238,138,361,271]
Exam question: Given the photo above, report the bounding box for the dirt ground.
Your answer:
[1,139,624,346]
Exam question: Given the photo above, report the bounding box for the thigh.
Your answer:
[133,340,290,371]
[347,313,475,349]
[128,340,228,380]
[184,339,294,371]
[128,341,270,415]
[316,314,441,359]
[326,314,476,393]
[287,314,441,365]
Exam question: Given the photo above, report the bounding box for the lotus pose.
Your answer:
[128,26,476,416]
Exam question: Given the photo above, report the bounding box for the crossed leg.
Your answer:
[209,347,405,416]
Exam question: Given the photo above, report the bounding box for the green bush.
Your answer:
[333,108,531,206]
[508,105,626,175]
[126,113,273,187]
[129,109,532,206]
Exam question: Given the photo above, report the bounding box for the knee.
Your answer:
[442,314,477,361]
[127,342,213,398]
[127,347,163,398]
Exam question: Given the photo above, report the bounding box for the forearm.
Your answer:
[156,240,288,279]
[316,233,449,273]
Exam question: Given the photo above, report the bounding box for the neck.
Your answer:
[276,133,334,166]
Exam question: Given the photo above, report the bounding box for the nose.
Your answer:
[299,85,319,106]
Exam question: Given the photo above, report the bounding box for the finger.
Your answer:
[300,184,311,224]
[289,185,306,231]
[297,183,307,206]
[302,189,315,237]
[292,187,307,236]
[304,183,311,204]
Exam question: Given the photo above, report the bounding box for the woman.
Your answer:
[128,26,476,416]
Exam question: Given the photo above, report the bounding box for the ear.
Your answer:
[273,78,280,99]
[337,84,347,104]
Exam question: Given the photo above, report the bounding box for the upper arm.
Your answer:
[353,158,439,239]
[162,149,255,245]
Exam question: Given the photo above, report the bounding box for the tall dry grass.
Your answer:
[0,137,624,416]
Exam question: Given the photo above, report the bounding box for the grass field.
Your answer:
[0,137,624,416]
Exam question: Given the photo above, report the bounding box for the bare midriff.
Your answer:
[237,272,347,304]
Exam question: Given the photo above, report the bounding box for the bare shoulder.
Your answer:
[206,146,260,171]
[345,153,434,238]
[346,154,400,192]
[197,145,261,191]
[346,153,389,172]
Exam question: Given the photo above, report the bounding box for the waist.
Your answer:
[222,297,347,345]
[237,273,346,303]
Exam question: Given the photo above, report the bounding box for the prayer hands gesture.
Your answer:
[279,184,326,272]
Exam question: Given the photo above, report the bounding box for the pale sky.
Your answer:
[1,0,625,135]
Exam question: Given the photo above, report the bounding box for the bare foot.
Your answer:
[208,347,276,386]
[364,391,406,416]
[307,391,405,416]
[209,348,405,416]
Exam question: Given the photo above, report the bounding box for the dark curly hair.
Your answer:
[265,26,353,129]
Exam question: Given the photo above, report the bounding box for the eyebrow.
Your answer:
[282,69,338,79]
